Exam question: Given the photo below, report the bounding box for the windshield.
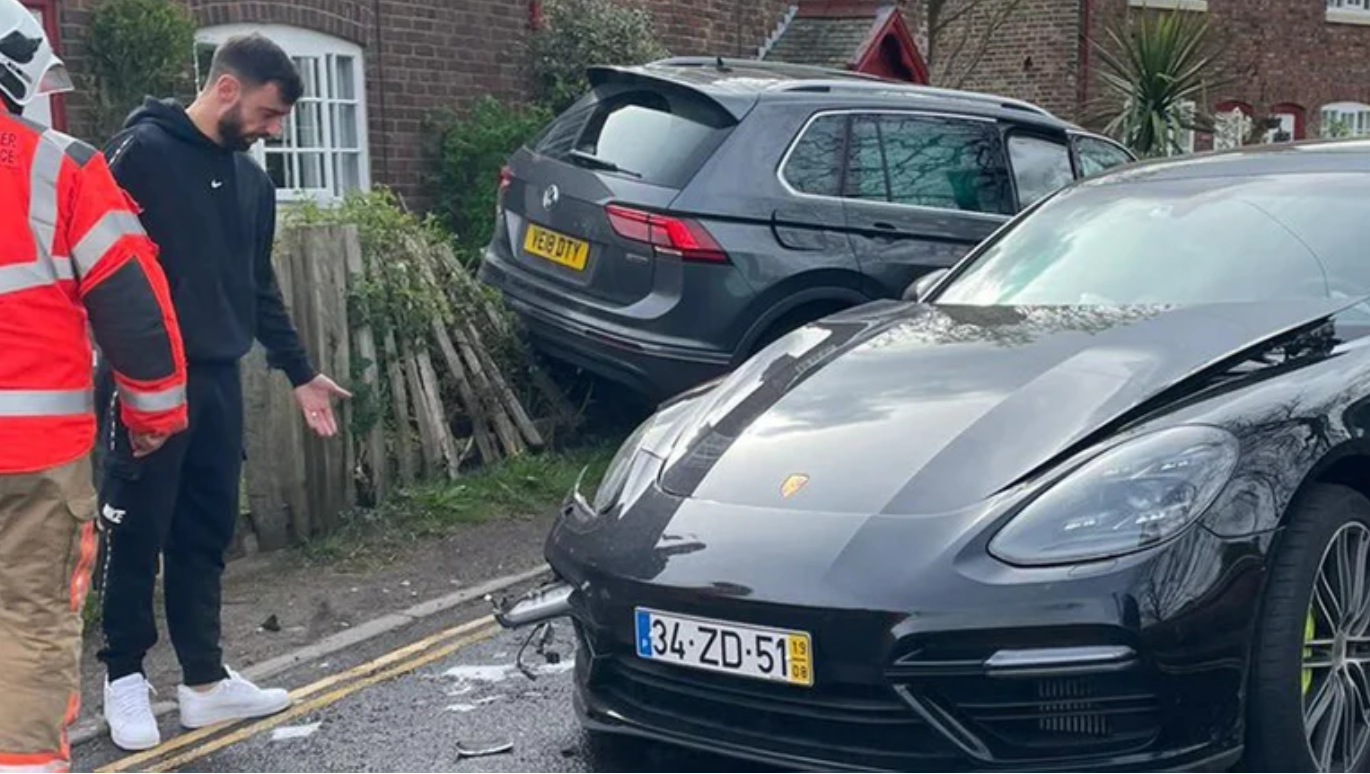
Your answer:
[934,172,1370,311]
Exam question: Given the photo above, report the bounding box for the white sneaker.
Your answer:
[177,667,292,729]
[104,673,161,751]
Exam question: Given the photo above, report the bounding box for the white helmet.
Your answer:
[0,0,72,106]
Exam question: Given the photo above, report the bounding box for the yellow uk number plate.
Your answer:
[524,223,590,271]
[635,608,814,687]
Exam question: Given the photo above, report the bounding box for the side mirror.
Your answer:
[904,269,949,302]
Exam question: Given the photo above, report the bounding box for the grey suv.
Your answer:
[477,57,1135,402]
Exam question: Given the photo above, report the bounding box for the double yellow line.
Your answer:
[96,616,504,773]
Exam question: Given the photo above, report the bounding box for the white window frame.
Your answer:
[1328,0,1370,25]
[1213,105,1253,151]
[1128,0,1208,11]
[1320,101,1370,139]
[194,24,371,204]
[1165,99,1197,155]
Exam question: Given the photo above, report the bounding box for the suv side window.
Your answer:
[781,114,847,197]
[845,113,1012,215]
[1075,135,1134,178]
[1008,133,1074,207]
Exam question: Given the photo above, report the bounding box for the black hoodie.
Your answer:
[103,97,316,387]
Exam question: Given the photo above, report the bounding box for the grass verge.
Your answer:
[301,441,618,569]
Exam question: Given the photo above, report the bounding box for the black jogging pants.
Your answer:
[95,360,242,687]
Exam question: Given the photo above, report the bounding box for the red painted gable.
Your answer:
[852,7,929,83]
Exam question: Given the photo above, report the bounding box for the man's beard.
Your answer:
[217,105,263,152]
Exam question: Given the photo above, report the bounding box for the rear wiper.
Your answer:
[567,149,642,178]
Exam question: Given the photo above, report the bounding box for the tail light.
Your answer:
[605,204,728,263]
[496,165,513,212]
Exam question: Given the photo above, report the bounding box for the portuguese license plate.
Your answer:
[524,223,590,271]
[635,608,813,687]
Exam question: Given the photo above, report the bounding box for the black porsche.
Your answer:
[496,139,1370,772]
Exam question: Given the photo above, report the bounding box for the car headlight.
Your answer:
[988,425,1240,567]
[563,418,656,533]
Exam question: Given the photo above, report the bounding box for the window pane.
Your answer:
[782,115,845,197]
[1075,137,1133,177]
[565,87,735,188]
[194,42,218,91]
[335,152,362,194]
[266,152,286,188]
[1008,134,1073,207]
[877,115,1010,214]
[334,103,359,149]
[298,152,325,189]
[334,56,356,100]
[844,115,888,201]
[295,101,323,148]
[295,56,319,97]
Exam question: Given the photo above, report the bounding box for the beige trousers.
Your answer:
[0,455,98,773]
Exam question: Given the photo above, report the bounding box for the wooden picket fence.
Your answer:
[233,223,573,556]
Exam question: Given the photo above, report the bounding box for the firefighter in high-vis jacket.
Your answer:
[0,1,188,770]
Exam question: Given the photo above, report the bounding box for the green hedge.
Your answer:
[424,97,553,255]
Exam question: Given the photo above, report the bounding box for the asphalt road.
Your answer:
[76,617,776,773]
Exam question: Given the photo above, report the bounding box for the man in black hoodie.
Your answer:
[95,33,351,751]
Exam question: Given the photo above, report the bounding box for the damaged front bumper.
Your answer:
[490,580,574,629]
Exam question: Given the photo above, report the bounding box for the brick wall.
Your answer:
[1146,0,1370,142]
[931,0,1083,120]
[940,0,1370,140]
[369,0,530,208]
[642,0,795,57]
[52,0,792,209]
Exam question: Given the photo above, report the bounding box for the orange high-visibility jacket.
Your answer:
[0,111,187,474]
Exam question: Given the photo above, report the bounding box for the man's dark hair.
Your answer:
[206,33,304,104]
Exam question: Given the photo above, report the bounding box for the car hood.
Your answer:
[651,299,1353,516]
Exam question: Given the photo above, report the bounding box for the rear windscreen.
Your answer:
[529,85,735,189]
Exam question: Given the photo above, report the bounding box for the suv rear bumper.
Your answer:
[478,253,733,401]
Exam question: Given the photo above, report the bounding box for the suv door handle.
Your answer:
[870,221,900,240]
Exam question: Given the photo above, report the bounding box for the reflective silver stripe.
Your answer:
[28,130,72,262]
[119,383,186,413]
[72,210,145,278]
[0,388,93,417]
[0,255,73,293]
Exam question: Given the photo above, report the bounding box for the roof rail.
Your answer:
[777,79,1056,118]
[648,55,891,82]
[633,56,1059,119]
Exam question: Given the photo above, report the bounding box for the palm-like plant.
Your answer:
[1091,6,1230,158]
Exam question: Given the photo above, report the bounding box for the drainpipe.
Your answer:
[372,0,390,185]
[1078,0,1091,122]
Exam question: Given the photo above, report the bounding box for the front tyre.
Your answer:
[1248,483,1370,772]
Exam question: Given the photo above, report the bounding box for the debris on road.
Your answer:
[443,664,512,684]
[260,614,281,633]
[446,696,504,713]
[271,722,322,742]
[455,739,514,760]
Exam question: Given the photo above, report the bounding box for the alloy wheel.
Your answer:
[1302,521,1370,772]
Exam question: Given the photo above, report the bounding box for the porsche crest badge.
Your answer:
[781,474,810,498]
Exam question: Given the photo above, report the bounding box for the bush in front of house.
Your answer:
[1088,7,1230,158]
[83,0,197,145]
[425,96,553,257]
[529,0,671,114]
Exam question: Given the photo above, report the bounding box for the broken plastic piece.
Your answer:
[456,739,514,759]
